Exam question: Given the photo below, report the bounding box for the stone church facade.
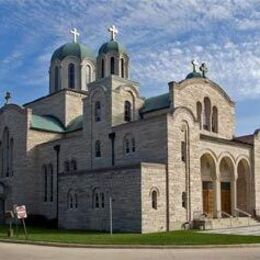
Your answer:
[0,27,259,233]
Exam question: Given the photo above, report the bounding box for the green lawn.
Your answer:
[0,225,260,245]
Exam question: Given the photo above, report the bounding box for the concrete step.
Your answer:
[204,217,260,230]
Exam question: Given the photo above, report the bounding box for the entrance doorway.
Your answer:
[221,182,231,215]
[202,181,214,217]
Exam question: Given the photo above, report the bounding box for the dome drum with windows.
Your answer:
[50,26,129,94]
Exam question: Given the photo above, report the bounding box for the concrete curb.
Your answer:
[0,239,260,249]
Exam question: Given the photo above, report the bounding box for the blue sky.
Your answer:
[0,0,259,135]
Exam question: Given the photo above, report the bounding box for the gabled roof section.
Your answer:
[31,114,83,133]
[140,93,170,114]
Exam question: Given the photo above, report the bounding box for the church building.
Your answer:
[0,26,259,233]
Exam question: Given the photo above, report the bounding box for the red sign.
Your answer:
[15,205,27,219]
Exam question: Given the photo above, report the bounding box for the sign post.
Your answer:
[15,205,28,239]
[109,196,113,235]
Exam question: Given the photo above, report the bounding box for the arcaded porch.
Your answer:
[200,152,251,219]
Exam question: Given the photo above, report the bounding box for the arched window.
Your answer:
[92,189,105,209]
[152,190,158,209]
[95,140,101,158]
[48,164,54,202]
[101,59,105,78]
[212,106,218,133]
[95,101,101,122]
[54,66,59,91]
[121,58,124,78]
[124,135,136,154]
[71,160,77,171]
[68,63,75,89]
[67,190,78,209]
[64,161,70,172]
[196,101,202,129]
[131,138,136,152]
[124,101,131,122]
[125,138,130,154]
[110,57,115,74]
[43,165,48,202]
[86,65,91,83]
[101,192,105,208]
[203,97,211,131]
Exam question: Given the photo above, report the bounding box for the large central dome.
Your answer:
[51,42,95,62]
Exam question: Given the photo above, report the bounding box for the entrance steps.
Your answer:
[204,217,260,230]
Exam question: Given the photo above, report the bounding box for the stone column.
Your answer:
[232,179,237,216]
[215,179,221,218]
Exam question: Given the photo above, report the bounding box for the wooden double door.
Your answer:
[202,181,214,217]
[221,182,231,215]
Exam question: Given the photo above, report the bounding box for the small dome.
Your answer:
[185,71,203,79]
[98,40,127,55]
[51,42,95,62]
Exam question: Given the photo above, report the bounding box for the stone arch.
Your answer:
[200,149,218,165]
[236,159,250,212]
[172,106,197,125]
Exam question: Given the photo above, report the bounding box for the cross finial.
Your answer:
[199,63,208,78]
[70,28,80,43]
[4,92,11,105]
[108,25,118,41]
[191,59,199,72]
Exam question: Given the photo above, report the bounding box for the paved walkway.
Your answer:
[0,243,260,260]
[202,225,260,236]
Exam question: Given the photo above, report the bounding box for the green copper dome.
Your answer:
[185,71,203,79]
[51,42,95,62]
[98,40,127,55]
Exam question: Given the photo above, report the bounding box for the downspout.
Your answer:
[53,144,60,227]
[109,132,116,166]
[166,115,170,231]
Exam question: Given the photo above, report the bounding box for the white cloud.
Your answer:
[0,0,259,102]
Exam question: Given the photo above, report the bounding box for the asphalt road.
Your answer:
[1,243,260,260]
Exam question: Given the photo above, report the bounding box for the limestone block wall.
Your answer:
[113,115,168,167]
[141,163,167,233]
[171,78,235,139]
[24,90,86,127]
[30,132,88,218]
[58,165,142,232]
[0,105,31,212]
[167,108,201,230]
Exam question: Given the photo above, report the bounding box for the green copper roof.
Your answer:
[51,42,95,62]
[31,115,65,133]
[98,40,127,55]
[185,71,203,79]
[141,93,170,114]
[31,114,83,133]
[66,115,83,133]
